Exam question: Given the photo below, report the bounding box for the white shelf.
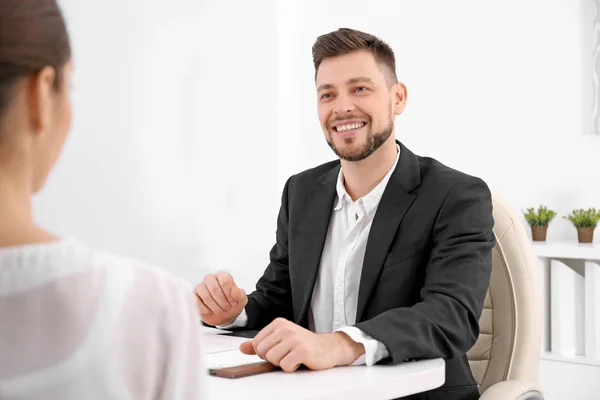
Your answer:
[541,351,600,367]
[532,241,600,260]
[533,243,600,366]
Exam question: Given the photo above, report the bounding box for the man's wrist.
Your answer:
[215,308,248,329]
[329,331,365,366]
[216,317,236,327]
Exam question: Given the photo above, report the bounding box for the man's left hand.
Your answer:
[239,318,365,372]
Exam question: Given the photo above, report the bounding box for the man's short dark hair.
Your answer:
[312,28,398,87]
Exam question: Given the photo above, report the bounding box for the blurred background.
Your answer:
[33,1,599,398]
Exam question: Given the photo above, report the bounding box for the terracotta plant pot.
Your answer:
[531,226,548,241]
[577,227,595,243]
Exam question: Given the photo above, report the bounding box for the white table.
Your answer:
[205,358,445,400]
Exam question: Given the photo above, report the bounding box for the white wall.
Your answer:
[540,359,600,399]
[35,0,279,289]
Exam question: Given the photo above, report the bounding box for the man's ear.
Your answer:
[393,82,408,116]
[26,66,56,135]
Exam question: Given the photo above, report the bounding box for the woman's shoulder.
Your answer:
[73,240,197,331]
[87,242,193,297]
[0,238,193,303]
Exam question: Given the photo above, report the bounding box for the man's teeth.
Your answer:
[336,123,365,132]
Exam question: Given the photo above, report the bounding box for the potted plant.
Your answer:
[564,208,600,243]
[523,205,557,241]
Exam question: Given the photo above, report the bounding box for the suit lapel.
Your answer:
[294,166,339,326]
[356,141,421,322]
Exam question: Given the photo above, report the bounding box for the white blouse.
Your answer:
[0,239,203,400]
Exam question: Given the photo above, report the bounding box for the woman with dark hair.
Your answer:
[0,1,203,398]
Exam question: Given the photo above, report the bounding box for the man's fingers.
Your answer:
[279,349,302,373]
[251,321,277,351]
[204,275,232,311]
[195,296,213,316]
[231,287,247,303]
[196,283,225,314]
[240,341,256,355]
[215,272,238,305]
[263,340,292,366]
[255,332,283,360]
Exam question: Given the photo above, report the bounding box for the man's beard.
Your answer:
[327,111,394,162]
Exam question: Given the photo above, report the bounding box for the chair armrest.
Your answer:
[480,380,544,400]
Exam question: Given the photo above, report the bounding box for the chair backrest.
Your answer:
[467,193,542,394]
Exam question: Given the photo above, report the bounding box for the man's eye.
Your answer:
[321,93,333,99]
[355,87,367,92]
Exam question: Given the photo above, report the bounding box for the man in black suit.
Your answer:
[195,28,494,400]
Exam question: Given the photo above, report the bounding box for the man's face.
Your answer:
[316,50,406,162]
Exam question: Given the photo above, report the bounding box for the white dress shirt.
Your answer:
[222,145,400,366]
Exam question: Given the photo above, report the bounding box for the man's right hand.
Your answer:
[194,271,248,327]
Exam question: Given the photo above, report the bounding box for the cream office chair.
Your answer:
[467,193,544,400]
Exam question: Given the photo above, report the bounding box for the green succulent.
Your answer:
[523,205,557,227]
[564,208,600,229]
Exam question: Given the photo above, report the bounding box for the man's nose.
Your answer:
[333,94,356,116]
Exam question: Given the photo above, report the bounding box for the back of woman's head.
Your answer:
[0,0,71,121]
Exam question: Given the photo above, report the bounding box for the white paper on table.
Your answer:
[200,325,232,335]
[204,349,265,369]
[202,333,248,354]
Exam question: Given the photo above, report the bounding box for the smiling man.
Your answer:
[195,28,494,400]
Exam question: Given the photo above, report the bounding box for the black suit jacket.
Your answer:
[244,141,494,400]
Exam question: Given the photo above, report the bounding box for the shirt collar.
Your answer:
[334,144,401,220]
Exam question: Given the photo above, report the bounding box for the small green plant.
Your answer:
[564,208,600,228]
[523,205,557,227]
